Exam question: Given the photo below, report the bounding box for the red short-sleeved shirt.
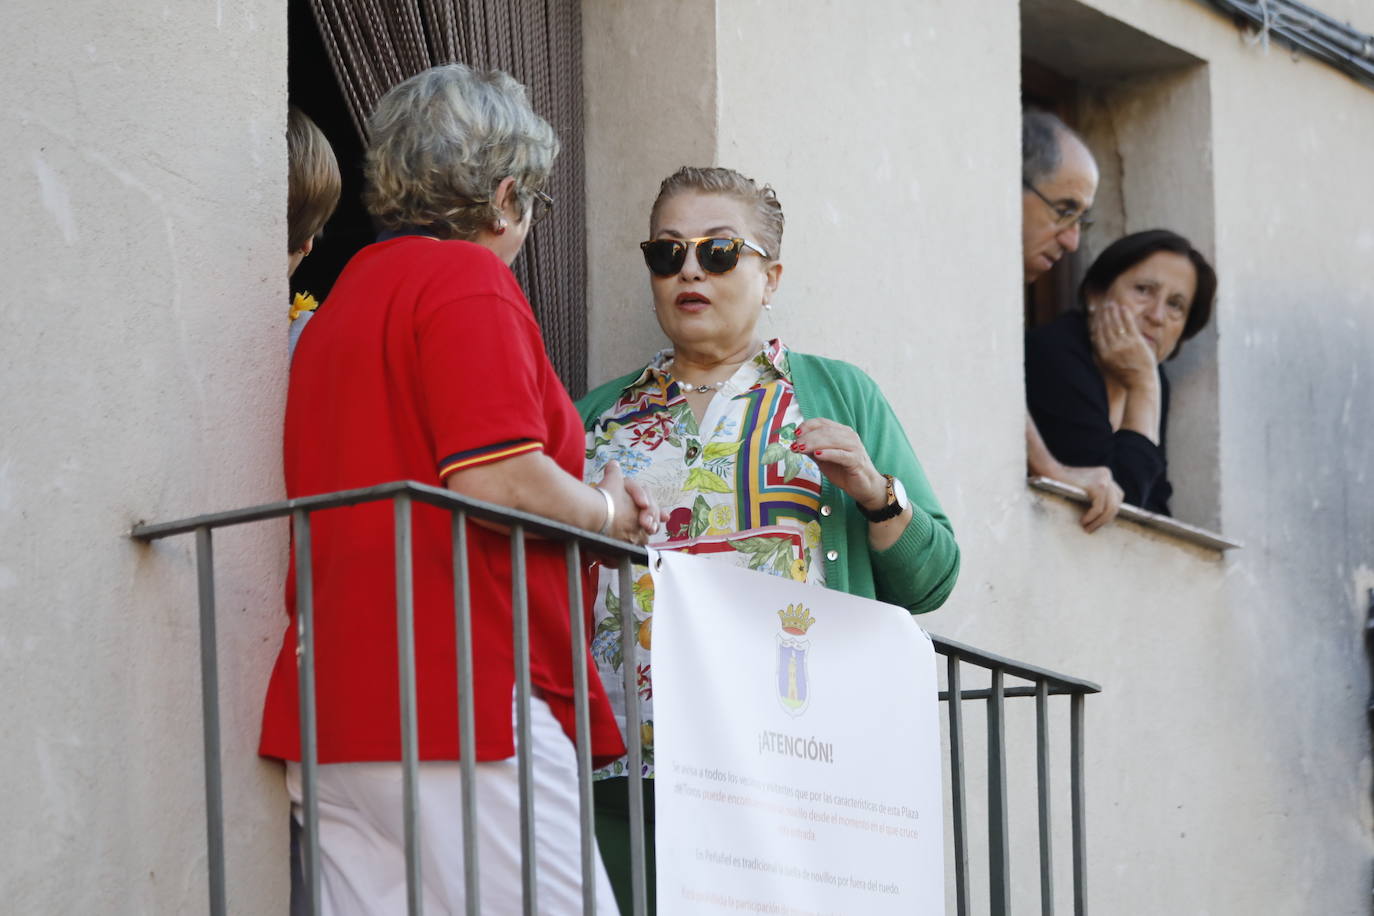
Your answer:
[259,237,626,765]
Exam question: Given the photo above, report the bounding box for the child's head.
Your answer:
[288,106,341,276]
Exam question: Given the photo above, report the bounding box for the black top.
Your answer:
[1025,311,1173,515]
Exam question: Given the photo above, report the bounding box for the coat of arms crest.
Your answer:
[775,603,815,716]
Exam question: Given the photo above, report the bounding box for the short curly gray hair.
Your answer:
[650,166,785,260]
[363,63,558,239]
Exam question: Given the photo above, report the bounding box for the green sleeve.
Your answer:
[856,374,960,613]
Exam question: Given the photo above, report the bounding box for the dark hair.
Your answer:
[1022,108,1075,185]
[1079,229,1217,358]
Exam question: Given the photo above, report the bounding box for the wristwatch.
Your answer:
[859,474,908,523]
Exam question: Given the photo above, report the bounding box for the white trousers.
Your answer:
[286,697,619,915]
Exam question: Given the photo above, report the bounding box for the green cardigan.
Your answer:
[576,351,959,613]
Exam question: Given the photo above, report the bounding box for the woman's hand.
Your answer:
[1087,300,1163,443]
[596,460,663,545]
[1089,300,1156,387]
[792,418,888,510]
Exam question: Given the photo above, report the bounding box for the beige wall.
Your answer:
[3,0,1370,912]
[1,2,289,913]
[585,0,1374,912]
[583,0,721,384]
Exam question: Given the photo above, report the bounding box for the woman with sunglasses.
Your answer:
[576,166,960,912]
[261,64,654,914]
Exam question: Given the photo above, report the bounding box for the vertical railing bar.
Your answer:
[620,557,647,916]
[512,528,538,915]
[394,496,423,916]
[566,542,597,915]
[194,527,227,916]
[988,667,1010,916]
[293,510,322,916]
[1071,692,1088,916]
[946,654,969,916]
[1037,679,1054,916]
[452,511,480,914]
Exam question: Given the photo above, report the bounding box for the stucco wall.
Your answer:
[583,0,720,385]
[3,0,1369,912]
[1,3,289,913]
[585,0,1374,912]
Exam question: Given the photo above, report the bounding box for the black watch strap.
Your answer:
[859,474,904,523]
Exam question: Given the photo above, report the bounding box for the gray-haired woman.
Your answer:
[261,63,649,914]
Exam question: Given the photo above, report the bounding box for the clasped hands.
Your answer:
[595,460,665,546]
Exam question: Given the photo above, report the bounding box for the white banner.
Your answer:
[650,549,945,916]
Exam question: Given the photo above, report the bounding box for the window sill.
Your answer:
[1027,477,1243,552]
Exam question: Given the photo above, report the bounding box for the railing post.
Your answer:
[1071,692,1088,915]
[620,557,647,916]
[988,667,1010,916]
[1036,679,1054,915]
[451,511,480,914]
[511,527,538,915]
[394,496,423,916]
[946,655,969,916]
[566,542,597,915]
[194,527,227,916]
[292,509,322,916]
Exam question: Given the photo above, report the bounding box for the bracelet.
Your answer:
[594,485,615,535]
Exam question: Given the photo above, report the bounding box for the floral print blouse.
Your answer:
[584,340,825,779]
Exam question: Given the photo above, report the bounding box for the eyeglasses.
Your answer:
[530,189,554,226]
[640,236,770,277]
[1023,179,1095,231]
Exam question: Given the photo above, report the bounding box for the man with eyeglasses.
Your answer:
[1020,108,1124,533]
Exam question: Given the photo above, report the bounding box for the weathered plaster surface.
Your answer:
[1,2,289,912]
[3,0,1369,912]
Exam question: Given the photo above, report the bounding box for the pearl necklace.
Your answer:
[674,377,727,394]
[667,349,760,395]
[667,360,730,394]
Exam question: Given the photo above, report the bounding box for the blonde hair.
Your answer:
[287,106,342,253]
[363,63,558,239]
[649,166,784,259]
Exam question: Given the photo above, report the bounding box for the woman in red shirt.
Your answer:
[261,64,655,914]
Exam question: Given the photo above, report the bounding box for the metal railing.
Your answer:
[935,636,1100,915]
[132,480,1099,915]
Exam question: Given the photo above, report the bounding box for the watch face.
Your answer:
[891,477,908,509]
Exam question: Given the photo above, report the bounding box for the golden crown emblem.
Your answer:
[777,603,816,635]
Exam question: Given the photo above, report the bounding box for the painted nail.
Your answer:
[814,449,824,457]
[790,442,802,452]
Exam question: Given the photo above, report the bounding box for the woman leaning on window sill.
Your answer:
[1026,229,1218,521]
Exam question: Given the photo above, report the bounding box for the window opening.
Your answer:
[1020,0,1225,532]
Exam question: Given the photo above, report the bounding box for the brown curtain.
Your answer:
[308,0,589,395]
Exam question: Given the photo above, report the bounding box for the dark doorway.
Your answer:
[284,0,590,394]
[289,0,371,301]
